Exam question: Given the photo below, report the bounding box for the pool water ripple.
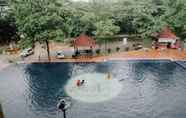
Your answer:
[0,61,186,118]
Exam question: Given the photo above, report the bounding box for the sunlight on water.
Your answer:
[65,73,123,103]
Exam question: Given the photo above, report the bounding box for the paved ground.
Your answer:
[1,49,186,66]
[61,49,186,62]
[23,49,186,63]
[1,41,186,65]
[0,55,10,71]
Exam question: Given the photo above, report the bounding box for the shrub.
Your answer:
[116,47,120,52]
[133,44,136,47]
[125,47,129,51]
[0,48,3,54]
[96,49,101,55]
[107,48,111,53]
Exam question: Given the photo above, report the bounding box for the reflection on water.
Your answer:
[0,61,186,118]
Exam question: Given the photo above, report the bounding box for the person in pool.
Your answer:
[76,80,81,86]
[76,80,85,87]
[107,72,112,80]
[81,80,85,85]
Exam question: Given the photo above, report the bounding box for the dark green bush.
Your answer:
[107,48,111,53]
[116,47,120,52]
[125,47,129,51]
[96,49,101,55]
[0,48,3,54]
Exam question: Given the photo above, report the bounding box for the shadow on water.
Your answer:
[145,61,178,88]
[24,63,72,112]
[129,61,178,87]
[95,62,110,73]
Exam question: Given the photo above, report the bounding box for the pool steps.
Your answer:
[174,61,186,69]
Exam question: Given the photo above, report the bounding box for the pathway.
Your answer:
[0,56,10,71]
[24,49,186,63]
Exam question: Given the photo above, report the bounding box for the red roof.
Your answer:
[73,34,96,48]
[158,27,177,39]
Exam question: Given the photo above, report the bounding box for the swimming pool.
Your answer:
[0,60,186,118]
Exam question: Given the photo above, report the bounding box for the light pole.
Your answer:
[0,103,4,118]
[57,100,67,118]
[57,97,71,118]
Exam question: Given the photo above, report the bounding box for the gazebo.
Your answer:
[153,27,180,49]
[158,27,178,43]
[73,34,96,56]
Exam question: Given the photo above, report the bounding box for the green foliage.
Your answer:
[6,0,186,46]
[0,0,17,44]
[0,17,17,44]
[18,38,33,49]
[0,48,3,54]
[12,0,66,47]
[73,0,120,42]
[161,0,186,39]
[95,19,120,37]
[117,0,186,39]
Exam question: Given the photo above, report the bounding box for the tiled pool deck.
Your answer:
[25,49,186,63]
[1,49,186,70]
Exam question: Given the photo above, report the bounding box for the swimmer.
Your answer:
[76,80,85,87]
[107,72,112,80]
[76,80,81,87]
[81,80,85,85]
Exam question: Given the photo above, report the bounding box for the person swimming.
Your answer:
[107,73,112,80]
[76,79,85,87]
[81,80,85,85]
[76,80,81,86]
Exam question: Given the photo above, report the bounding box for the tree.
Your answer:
[95,19,120,37]
[9,0,186,50]
[12,0,66,61]
[73,0,120,37]
[161,0,186,39]
[0,16,17,44]
[114,0,186,40]
[0,0,17,44]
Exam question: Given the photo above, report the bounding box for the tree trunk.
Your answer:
[45,40,51,62]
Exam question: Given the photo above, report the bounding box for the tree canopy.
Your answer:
[1,0,186,46]
[0,0,17,44]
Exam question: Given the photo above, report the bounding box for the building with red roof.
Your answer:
[73,34,96,49]
[73,34,96,57]
[152,27,180,49]
[158,26,178,43]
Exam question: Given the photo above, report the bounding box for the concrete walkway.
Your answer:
[0,56,10,71]
[23,49,186,63]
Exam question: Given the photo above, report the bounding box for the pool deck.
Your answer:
[0,49,186,70]
[0,56,10,71]
[25,49,186,63]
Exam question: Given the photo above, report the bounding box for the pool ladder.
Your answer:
[174,61,186,69]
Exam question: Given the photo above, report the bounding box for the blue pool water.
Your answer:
[1,60,186,118]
